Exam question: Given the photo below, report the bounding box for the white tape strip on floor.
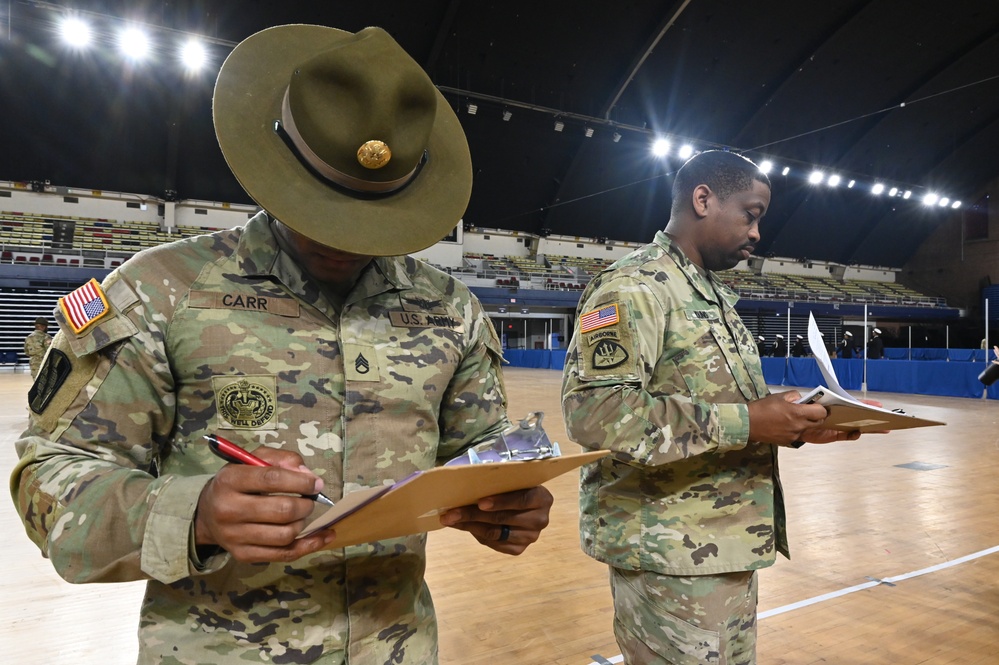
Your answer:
[585,545,999,664]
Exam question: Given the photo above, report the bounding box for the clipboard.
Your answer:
[797,386,945,432]
[299,450,609,547]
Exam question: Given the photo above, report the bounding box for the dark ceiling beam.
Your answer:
[538,0,694,237]
[423,0,461,73]
[601,0,693,121]
[780,17,999,265]
[734,2,870,260]
[841,108,999,265]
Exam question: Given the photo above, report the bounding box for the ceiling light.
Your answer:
[808,171,824,185]
[180,39,207,72]
[59,16,91,48]
[554,120,564,132]
[466,103,478,115]
[872,183,885,195]
[903,190,912,199]
[758,160,773,174]
[848,179,856,188]
[612,132,622,143]
[781,166,790,176]
[922,193,939,206]
[677,144,694,159]
[584,127,594,138]
[951,200,962,209]
[119,26,150,62]
[827,174,841,187]
[938,197,950,207]
[502,109,512,121]
[888,187,898,196]
[651,138,670,157]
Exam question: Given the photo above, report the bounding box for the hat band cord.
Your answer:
[280,87,420,194]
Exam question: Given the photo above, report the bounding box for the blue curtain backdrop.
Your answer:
[504,348,997,400]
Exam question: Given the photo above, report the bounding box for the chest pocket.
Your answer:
[668,311,755,402]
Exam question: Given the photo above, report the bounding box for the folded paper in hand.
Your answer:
[796,313,944,432]
[299,412,608,547]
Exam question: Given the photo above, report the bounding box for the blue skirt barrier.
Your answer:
[503,350,998,399]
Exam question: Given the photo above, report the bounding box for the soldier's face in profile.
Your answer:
[699,180,770,271]
[273,221,374,293]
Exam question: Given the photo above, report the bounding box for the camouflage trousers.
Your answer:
[609,567,758,665]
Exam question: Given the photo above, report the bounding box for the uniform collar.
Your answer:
[652,230,740,309]
[234,211,413,303]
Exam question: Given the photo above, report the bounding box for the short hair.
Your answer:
[671,150,771,216]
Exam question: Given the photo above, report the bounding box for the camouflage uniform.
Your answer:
[23,328,51,378]
[561,232,782,664]
[10,211,509,664]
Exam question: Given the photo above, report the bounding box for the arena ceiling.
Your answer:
[2,0,998,268]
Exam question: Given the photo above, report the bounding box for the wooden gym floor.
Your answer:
[1,367,997,664]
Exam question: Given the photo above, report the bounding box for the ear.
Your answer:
[691,184,712,218]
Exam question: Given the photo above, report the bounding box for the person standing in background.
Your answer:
[561,150,877,665]
[791,334,805,357]
[771,333,787,358]
[22,316,51,378]
[868,328,884,359]
[839,330,855,358]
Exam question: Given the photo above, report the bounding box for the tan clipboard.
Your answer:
[799,386,945,432]
[300,450,609,548]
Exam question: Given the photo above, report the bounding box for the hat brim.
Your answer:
[214,25,472,256]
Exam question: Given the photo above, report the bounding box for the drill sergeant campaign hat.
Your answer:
[213,24,472,256]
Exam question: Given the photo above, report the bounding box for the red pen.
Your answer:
[204,434,335,507]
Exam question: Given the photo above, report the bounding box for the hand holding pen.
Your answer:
[194,434,337,563]
[205,434,335,506]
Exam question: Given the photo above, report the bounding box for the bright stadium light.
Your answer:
[872,183,885,195]
[827,174,841,187]
[59,16,92,48]
[677,144,694,159]
[938,197,950,207]
[808,171,824,185]
[119,26,150,62]
[759,160,773,174]
[922,192,939,206]
[847,179,856,188]
[180,39,207,72]
[651,138,670,157]
[889,187,899,196]
[951,200,962,209]
[781,166,790,176]
[902,190,912,199]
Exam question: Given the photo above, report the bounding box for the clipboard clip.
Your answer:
[445,412,561,466]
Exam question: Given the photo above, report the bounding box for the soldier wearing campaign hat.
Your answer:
[11,24,552,664]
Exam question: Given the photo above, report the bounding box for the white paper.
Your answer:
[806,312,855,400]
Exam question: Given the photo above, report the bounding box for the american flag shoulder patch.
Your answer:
[579,303,620,333]
[59,278,110,334]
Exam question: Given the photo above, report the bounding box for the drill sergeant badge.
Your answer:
[213,376,277,429]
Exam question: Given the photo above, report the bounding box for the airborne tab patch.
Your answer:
[579,304,619,333]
